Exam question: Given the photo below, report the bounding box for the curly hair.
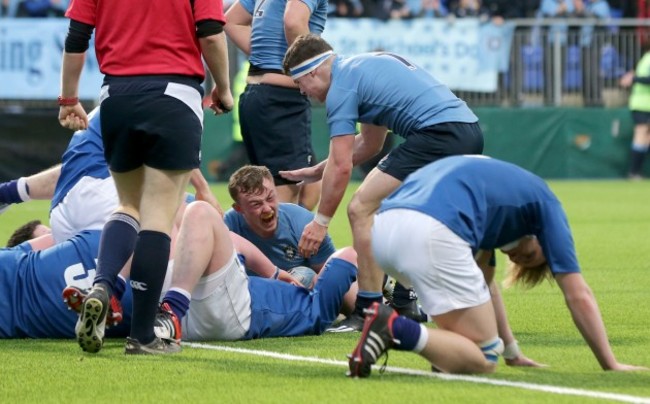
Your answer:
[7,220,42,248]
[228,165,274,203]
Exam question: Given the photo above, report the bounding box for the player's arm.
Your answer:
[198,22,233,114]
[59,19,91,130]
[476,250,546,367]
[224,1,253,55]
[0,164,62,211]
[351,124,388,166]
[230,232,300,285]
[284,0,311,45]
[556,272,647,371]
[296,135,354,258]
[189,169,223,216]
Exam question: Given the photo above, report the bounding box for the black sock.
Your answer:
[391,282,417,308]
[629,149,647,176]
[354,294,383,316]
[94,213,139,295]
[129,230,171,344]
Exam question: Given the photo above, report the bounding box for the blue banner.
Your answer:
[0,18,514,99]
[0,19,103,100]
[323,18,514,92]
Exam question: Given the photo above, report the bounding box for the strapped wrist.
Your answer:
[502,340,521,360]
[314,212,331,227]
[57,96,79,106]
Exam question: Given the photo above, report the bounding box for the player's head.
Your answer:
[283,34,334,102]
[228,165,279,237]
[7,220,51,247]
[502,235,552,288]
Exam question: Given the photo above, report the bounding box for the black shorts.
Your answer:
[100,75,204,173]
[377,122,484,181]
[239,83,315,186]
[631,111,650,125]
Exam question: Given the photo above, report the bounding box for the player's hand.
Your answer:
[209,86,234,115]
[505,355,548,368]
[606,363,649,372]
[279,162,326,185]
[298,220,328,258]
[619,71,634,88]
[58,104,88,130]
[277,270,302,287]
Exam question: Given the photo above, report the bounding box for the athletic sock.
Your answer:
[354,291,383,316]
[392,316,427,352]
[113,275,127,301]
[391,282,417,307]
[162,288,191,320]
[129,230,171,344]
[629,145,648,176]
[94,213,139,295]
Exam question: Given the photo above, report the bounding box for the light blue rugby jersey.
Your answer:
[51,108,108,212]
[224,203,336,270]
[327,53,478,138]
[379,156,580,275]
[240,0,328,70]
[0,231,131,338]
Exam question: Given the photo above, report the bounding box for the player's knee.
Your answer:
[185,200,219,223]
[330,246,357,266]
[479,337,504,366]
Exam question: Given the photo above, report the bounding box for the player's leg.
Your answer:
[310,247,358,332]
[349,209,500,376]
[342,168,401,330]
[158,200,247,341]
[628,114,650,178]
[127,165,191,349]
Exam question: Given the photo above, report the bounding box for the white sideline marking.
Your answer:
[184,342,650,404]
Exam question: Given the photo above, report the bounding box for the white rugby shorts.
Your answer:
[372,209,490,316]
[50,176,118,244]
[179,251,252,341]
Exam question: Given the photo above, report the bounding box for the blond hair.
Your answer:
[503,260,554,289]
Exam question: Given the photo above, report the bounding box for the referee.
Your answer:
[58,0,233,355]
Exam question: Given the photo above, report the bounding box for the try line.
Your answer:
[184,342,650,404]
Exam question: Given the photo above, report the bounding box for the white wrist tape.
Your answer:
[314,213,331,227]
[17,177,31,202]
[502,340,521,360]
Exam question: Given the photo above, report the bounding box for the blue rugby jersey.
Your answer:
[240,0,328,71]
[51,108,109,212]
[0,231,131,338]
[326,53,478,138]
[224,203,336,270]
[379,155,580,275]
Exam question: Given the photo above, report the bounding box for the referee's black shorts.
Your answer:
[378,121,484,181]
[99,75,205,173]
[239,83,315,186]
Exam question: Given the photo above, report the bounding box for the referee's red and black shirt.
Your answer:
[65,0,225,79]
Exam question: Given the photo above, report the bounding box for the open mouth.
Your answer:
[260,211,275,224]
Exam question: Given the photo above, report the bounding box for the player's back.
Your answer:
[244,0,328,70]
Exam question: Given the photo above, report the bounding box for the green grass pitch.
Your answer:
[0,180,649,403]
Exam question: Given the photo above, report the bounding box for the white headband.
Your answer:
[289,51,333,80]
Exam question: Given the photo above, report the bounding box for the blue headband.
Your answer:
[289,51,333,80]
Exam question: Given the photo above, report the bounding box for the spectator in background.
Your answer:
[575,0,611,106]
[448,0,490,21]
[483,0,525,22]
[331,0,364,17]
[15,0,67,17]
[619,47,650,180]
[418,0,449,17]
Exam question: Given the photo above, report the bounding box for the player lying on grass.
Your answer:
[0,107,218,244]
[0,207,355,343]
[348,155,648,376]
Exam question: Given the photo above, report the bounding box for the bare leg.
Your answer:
[348,168,401,294]
[275,183,300,204]
[298,180,322,211]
